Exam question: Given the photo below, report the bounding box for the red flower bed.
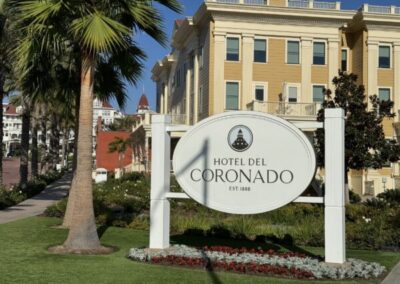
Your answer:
[202,246,309,259]
[150,255,314,279]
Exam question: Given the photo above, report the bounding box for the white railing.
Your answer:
[288,0,309,8]
[368,5,391,14]
[243,0,267,5]
[314,1,336,10]
[214,0,239,4]
[247,101,319,117]
[361,4,400,15]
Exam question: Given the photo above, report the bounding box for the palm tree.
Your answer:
[10,0,181,252]
[0,0,13,185]
[108,136,130,178]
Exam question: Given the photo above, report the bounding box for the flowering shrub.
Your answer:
[129,245,386,280]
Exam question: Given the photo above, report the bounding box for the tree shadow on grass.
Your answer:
[171,229,321,259]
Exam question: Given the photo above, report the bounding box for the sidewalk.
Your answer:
[382,261,400,284]
[0,173,72,224]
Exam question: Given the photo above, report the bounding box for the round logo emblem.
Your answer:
[228,125,253,152]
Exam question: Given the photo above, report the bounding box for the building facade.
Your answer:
[152,0,400,196]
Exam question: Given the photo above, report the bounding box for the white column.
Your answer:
[194,49,200,123]
[185,57,191,125]
[242,34,254,109]
[324,108,346,264]
[394,43,400,122]
[164,82,169,114]
[301,37,313,103]
[160,87,164,114]
[367,40,379,109]
[328,39,340,91]
[214,32,226,114]
[149,115,171,249]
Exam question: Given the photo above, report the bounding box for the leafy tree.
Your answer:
[108,116,138,132]
[315,72,400,199]
[108,136,130,177]
[10,0,181,253]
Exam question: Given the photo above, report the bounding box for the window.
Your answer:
[199,86,203,114]
[287,41,300,64]
[288,86,298,103]
[341,49,348,71]
[226,37,239,61]
[254,39,266,63]
[379,46,391,68]
[379,88,391,101]
[199,46,204,68]
[313,42,326,65]
[255,85,265,101]
[313,85,325,103]
[226,82,239,110]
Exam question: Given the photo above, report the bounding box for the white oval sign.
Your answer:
[173,111,316,214]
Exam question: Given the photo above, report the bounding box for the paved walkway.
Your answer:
[382,261,400,284]
[0,173,72,224]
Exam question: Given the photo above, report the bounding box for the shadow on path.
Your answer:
[0,173,72,224]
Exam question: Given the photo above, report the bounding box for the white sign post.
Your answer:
[324,108,346,264]
[149,109,345,264]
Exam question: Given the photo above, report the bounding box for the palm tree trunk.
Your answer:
[31,109,39,178]
[20,101,30,187]
[40,107,47,174]
[62,95,80,228]
[49,113,60,170]
[0,76,4,185]
[63,55,101,250]
[73,94,80,172]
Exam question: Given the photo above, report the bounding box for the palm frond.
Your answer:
[71,11,131,54]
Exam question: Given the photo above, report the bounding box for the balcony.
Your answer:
[288,0,339,10]
[246,101,319,119]
[360,4,400,15]
[207,0,341,10]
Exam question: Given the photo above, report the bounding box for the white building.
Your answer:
[3,104,23,156]
[93,98,123,131]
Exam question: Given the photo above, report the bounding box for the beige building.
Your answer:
[152,0,400,196]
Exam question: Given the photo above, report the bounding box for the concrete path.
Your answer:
[382,261,400,284]
[0,173,72,224]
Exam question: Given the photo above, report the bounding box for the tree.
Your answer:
[108,116,137,132]
[315,72,400,200]
[10,0,181,253]
[108,136,130,177]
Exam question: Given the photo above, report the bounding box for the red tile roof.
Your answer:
[96,131,133,172]
[102,101,113,108]
[4,104,18,115]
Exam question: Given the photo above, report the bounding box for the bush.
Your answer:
[44,173,400,251]
[0,170,64,210]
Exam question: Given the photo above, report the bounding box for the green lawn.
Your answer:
[0,217,398,284]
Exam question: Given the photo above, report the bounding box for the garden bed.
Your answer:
[129,245,386,280]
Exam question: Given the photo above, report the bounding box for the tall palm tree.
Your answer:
[108,136,130,177]
[10,0,181,252]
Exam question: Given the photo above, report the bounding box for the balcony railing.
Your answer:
[361,4,400,15]
[288,0,340,10]
[208,0,340,9]
[246,101,319,117]
[288,0,308,8]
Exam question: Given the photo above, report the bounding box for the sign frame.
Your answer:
[149,109,345,264]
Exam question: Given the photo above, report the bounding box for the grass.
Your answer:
[0,217,399,284]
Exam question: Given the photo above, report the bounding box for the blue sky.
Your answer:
[120,0,400,114]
